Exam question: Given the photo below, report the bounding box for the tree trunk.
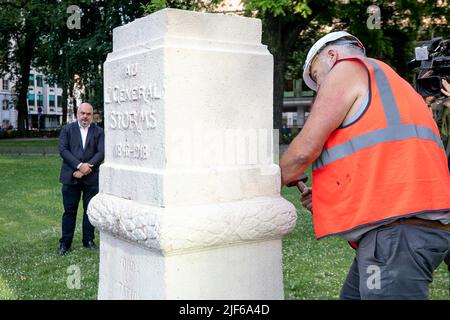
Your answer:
[262,15,284,135]
[16,69,30,133]
[273,53,287,134]
[61,79,68,126]
[262,17,316,141]
[16,30,37,134]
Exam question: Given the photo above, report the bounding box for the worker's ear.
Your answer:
[325,48,339,65]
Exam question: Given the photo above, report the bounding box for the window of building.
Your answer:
[28,94,35,106]
[2,79,8,91]
[36,75,43,87]
[57,96,62,108]
[284,79,295,98]
[29,74,35,86]
[49,95,55,107]
[301,79,314,97]
[46,75,56,87]
[2,100,8,110]
[37,94,43,107]
[285,79,294,92]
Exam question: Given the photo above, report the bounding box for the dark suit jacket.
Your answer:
[59,121,105,185]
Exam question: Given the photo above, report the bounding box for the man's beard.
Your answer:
[80,120,90,127]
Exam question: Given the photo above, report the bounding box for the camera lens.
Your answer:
[416,76,442,97]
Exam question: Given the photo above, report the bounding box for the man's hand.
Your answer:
[299,182,313,213]
[73,170,84,179]
[441,78,450,98]
[79,163,93,175]
[425,79,450,110]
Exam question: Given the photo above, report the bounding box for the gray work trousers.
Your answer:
[340,220,450,300]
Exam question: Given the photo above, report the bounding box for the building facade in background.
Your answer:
[282,78,314,129]
[0,68,63,130]
[27,68,63,130]
[0,76,18,130]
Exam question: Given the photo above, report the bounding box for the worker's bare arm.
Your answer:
[280,61,367,186]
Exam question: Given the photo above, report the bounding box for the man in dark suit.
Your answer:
[58,102,104,255]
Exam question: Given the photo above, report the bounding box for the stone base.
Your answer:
[98,231,285,300]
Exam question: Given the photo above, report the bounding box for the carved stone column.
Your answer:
[88,8,296,300]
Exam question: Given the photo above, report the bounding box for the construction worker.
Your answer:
[280,31,450,299]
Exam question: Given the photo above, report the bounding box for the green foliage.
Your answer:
[142,0,168,12]
[294,1,312,18]
[0,1,57,131]
[243,0,314,18]
[142,0,224,13]
[35,1,149,121]
[281,131,299,144]
[286,1,450,82]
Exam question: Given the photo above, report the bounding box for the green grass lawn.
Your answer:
[0,155,448,299]
[0,155,98,299]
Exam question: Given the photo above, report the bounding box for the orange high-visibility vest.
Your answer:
[311,57,450,239]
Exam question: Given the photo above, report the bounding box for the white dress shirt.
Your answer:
[77,122,90,169]
[79,122,90,149]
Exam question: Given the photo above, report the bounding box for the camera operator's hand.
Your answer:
[423,78,450,109]
[442,79,450,97]
[440,79,450,109]
[421,70,433,78]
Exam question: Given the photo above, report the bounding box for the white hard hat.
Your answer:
[302,31,365,91]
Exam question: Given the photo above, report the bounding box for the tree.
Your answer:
[241,0,336,132]
[36,0,149,126]
[295,1,448,77]
[0,0,54,133]
[334,0,449,79]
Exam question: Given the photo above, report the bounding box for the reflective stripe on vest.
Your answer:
[313,124,444,170]
[313,59,444,171]
[366,59,402,126]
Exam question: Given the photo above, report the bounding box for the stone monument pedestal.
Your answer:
[88,8,296,300]
[99,232,284,299]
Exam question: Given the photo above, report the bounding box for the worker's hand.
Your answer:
[73,170,84,179]
[79,163,93,175]
[298,182,313,213]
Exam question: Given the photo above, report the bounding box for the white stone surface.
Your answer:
[88,8,297,300]
[99,232,285,300]
[89,193,296,254]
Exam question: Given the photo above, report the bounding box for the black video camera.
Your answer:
[408,37,450,97]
